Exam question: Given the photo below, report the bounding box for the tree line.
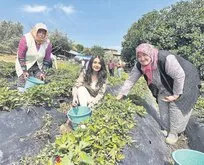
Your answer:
[0,21,105,57]
[121,0,204,79]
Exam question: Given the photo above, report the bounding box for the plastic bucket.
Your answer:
[67,106,92,130]
[172,149,204,165]
[24,76,44,89]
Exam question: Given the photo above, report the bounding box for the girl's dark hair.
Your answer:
[84,56,107,87]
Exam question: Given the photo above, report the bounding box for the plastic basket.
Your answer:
[24,76,44,89]
[172,149,204,165]
[67,106,91,130]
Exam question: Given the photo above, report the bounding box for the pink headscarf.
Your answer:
[136,43,159,85]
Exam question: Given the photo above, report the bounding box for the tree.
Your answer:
[82,47,91,55]
[49,29,72,55]
[90,45,105,57]
[0,21,23,54]
[121,0,204,78]
[75,44,84,53]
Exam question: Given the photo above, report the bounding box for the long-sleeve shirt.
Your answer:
[119,54,185,96]
[17,36,52,71]
[72,72,107,105]
[108,62,115,69]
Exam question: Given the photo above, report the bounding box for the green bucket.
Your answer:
[67,106,92,130]
[25,76,44,89]
[172,149,204,165]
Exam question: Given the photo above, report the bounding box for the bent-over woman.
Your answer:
[117,43,200,145]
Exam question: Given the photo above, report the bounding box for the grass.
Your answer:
[0,54,16,63]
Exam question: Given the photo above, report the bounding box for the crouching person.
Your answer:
[15,23,52,90]
[72,56,107,108]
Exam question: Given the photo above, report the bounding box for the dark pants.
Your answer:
[109,69,114,76]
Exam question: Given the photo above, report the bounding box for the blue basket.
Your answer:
[67,106,92,130]
[24,76,44,89]
[172,149,204,165]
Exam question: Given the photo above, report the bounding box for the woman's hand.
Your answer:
[39,73,45,81]
[116,94,124,100]
[72,97,79,107]
[162,95,180,102]
[23,71,29,79]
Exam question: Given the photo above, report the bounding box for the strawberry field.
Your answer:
[0,55,204,165]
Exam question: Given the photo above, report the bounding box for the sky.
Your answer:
[0,0,181,51]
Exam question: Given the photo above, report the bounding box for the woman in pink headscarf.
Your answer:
[15,23,52,91]
[117,43,200,145]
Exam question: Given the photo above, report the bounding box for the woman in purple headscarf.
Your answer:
[117,43,200,145]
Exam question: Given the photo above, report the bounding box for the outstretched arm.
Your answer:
[117,63,142,100]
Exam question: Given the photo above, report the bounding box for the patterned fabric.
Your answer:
[17,36,52,72]
[72,71,107,106]
[16,32,52,77]
[136,43,158,85]
[108,62,115,69]
[17,23,52,74]
[158,94,192,134]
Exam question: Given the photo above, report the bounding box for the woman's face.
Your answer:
[92,57,102,72]
[137,52,152,66]
[36,29,47,40]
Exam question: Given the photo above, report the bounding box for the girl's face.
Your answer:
[36,29,47,40]
[137,52,152,66]
[92,57,102,72]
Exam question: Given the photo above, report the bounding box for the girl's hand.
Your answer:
[72,97,79,107]
[162,95,180,102]
[116,94,124,100]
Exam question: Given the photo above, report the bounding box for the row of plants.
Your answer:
[0,60,16,78]
[0,60,134,111]
[193,81,204,119]
[20,80,148,165]
[9,62,146,165]
[107,72,128,87]
[194,97,204,119]
[0,61,80,111]
[1,59,204,164]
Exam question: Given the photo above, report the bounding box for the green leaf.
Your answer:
[61,155,74,165]
[79,151,95,165]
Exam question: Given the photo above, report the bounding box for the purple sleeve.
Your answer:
[17,36,27,58]
[44,43,52,61]
[17,36,27,71]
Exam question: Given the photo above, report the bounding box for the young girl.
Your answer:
[72,56,107,108]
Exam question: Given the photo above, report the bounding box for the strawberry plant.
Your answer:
[0,87,23,111]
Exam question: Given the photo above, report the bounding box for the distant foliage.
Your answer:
[49,29,72,55]
[121,0,204,79]
[90,45,105,57]
[75,44,84,53]
[0,21,23,54]
[82,47,91,56]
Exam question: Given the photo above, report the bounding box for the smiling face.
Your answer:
[92,57,102,72]
[137,52,152,66]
